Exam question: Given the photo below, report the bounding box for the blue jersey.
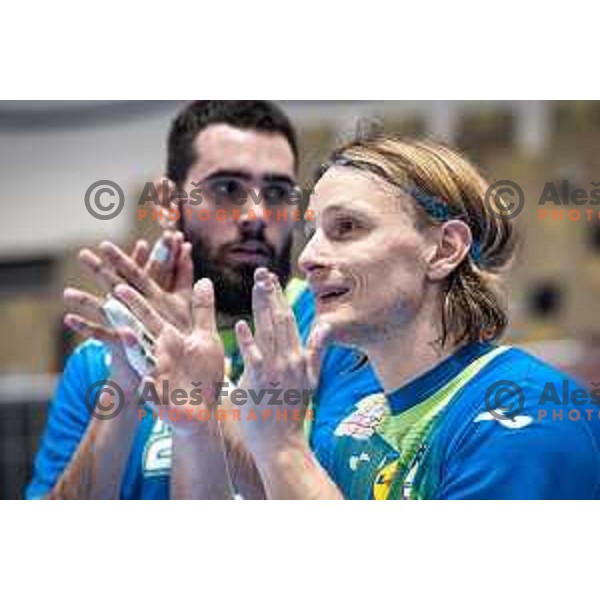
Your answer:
[313,341,600,499]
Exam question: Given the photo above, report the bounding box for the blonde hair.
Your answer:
[317,135,516,347]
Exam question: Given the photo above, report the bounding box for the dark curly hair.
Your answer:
[167,101,299,186]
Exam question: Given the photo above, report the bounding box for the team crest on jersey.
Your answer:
[334,394,390,440]
[143,418,172,477]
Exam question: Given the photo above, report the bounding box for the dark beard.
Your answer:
[189,233,293,318]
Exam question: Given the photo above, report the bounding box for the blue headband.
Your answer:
[329,157,483,266]
[408,187,483,266]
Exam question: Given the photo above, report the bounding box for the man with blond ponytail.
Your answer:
[144,134,600,499]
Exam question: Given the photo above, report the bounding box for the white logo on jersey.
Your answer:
[143,418,172,476]
[474,408,534,429]
[349,452,371,471]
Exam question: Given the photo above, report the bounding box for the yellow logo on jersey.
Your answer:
[373,460,400,500]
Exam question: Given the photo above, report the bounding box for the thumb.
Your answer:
[305,322,332,389]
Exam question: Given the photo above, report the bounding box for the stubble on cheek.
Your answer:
[354,240,427,329]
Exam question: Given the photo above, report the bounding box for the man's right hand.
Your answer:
[48,230,193,499]
[63,230,193,393]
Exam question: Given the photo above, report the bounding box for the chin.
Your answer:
[315,308,365,348]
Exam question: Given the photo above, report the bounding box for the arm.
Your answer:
[26,341,108,499]
[171,423,235,500]
[114,279,236,499]
[47,388,141,499]
[26,336,146,500]
[233,268,344,499]
[171,396,266,499]
[37,234,185,499]
[251,434,343,500]
[47,312,148,499]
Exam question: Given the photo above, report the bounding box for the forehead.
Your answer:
[310,166,415,219]
[191,123,295,179]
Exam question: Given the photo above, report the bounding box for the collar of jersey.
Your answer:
[386,341,495,415]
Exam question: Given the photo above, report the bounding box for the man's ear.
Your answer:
[426,220,472,281]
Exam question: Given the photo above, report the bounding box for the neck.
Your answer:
[362,297,458,395]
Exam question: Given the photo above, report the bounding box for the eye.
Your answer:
[262,183,292,204]
[332,216,361,239]
[208,178,244,199]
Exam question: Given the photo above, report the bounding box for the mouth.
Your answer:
[314,284,352,306]
[226,242,273,263]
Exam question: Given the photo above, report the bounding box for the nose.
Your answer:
[239,187,268,237]
[298,229,327,277]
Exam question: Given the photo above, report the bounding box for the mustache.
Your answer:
[219,233,276,260]
[187,231,293,316]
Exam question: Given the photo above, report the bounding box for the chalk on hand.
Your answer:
[102,296,157,378]
[149,238,170,264]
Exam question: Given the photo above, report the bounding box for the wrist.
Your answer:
[250,431,309,469]
[166,399,225,437]
[251,435,344,500]
[171,417,221,439]
[91,372,141,426]
[108,366,140,397]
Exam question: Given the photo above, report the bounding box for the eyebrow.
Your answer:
[321,203,370,216]
[202,170,253,182]
[203,170,296,186]
[262,173,296,186]
[320,203,375,222]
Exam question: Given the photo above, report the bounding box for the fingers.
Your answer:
[154,177,177,211]
[253,269,301,358]
[174,241,194,294]
[115,326,140,349]
[131,239,150,268]
[63,287,105,325]
[252,268,275,356]
[235,320,263,371]
[145,231,184,290]
[115,326,158,376]
[113,283,164,339]
[271,273,301,356]
[78,248,123,292]
[305,322,332,389]
[64,313,120,343]
[192,278,218,335]
[99,241,158,299]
